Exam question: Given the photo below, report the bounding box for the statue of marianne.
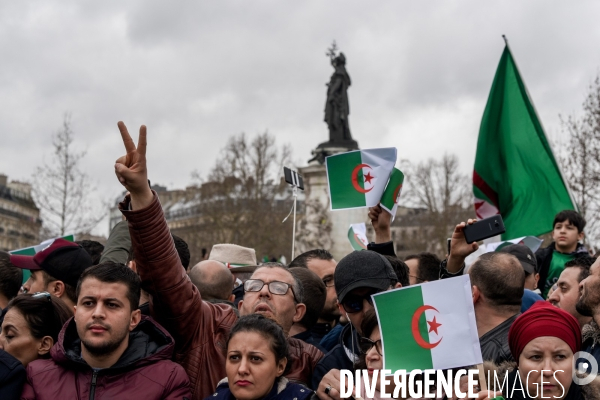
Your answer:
[324,52,354,144]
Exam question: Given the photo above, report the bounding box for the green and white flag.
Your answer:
[326,148,397,210]
[348,223,368,251]
[379,168,404,220]
[10,234,75,284]
[474,44,575,239]
[372,275,481,372]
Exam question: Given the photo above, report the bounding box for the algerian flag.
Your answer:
[379,168,404,220]
[348,223,369,251]
[474,43,575,239]
[10,234,75,284]
[372,275,481,371]
[326,148,397,210]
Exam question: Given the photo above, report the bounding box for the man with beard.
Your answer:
[576,256,600,370]
[21,262,191,399]
[289,249,340,343]
[111,121,322,399]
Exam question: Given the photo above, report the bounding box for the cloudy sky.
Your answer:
[1,1,599,236]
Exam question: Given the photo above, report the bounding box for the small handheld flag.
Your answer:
[372,275,482,372]
[379,168,404,220]
[325,148,397,211]
[347,223,369,251]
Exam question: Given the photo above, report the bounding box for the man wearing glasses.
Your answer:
[311,250,401,399]
[111,121,322,399]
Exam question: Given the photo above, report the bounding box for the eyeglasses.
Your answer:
[359,337,382,356]
[322,277,335,288]
[244,279,298,303]
[32,292,52,302]
[341,291,376,313]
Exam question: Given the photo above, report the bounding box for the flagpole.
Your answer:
[291,185,297,260]
[501,35,579,213]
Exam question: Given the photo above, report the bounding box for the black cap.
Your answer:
[11,238,93,287]
[497,244,537,274]
[334,250,397,303]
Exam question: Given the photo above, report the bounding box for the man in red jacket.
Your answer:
[21,262,191,400]
[112,122,323,400]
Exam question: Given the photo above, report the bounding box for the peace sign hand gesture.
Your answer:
[114,121,153,210]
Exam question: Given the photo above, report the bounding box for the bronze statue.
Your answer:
[310,43,358,163]
[324,52,353,143]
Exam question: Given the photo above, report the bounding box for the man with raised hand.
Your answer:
[113,122,322,399]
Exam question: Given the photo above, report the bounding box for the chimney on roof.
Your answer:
[0,174,7,187]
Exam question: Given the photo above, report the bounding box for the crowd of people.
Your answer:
[0,122,598,399]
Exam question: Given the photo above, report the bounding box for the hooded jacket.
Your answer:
[119,192,323,399]
[311,323,360,389]
[21,316,191,400]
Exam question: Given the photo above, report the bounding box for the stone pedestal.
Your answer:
[299,162,368,261]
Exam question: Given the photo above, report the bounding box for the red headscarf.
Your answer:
[508,301,581,363]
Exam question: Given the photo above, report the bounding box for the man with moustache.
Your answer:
[575,256,600,370]
[21,262,191,399]
[111,121,322,399]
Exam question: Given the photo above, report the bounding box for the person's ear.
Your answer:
[128,260,137,273]
[276,357,287,377]
[228,294,236,303]
[472,286,481,304]
[37,336,54,356]
[129,308,142,331]
[579,231,585,242]
[293,303,306,323]
[238,299,244,310]
[394,283,402,289]
[48,281,65,298]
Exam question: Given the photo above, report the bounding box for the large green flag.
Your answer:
[473,44,575,239]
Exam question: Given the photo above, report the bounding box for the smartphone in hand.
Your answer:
[463,215,505,244]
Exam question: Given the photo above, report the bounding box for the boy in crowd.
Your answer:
[536,210,588,298]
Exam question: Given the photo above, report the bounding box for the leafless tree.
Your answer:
[178,132,296,263]
[558,74,600,248]
[399,154,473,256]
[32,114,105,238]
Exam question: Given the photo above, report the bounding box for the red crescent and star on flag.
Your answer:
[411,305,442,349]
[392,184,403,204]
[351,163,374,193]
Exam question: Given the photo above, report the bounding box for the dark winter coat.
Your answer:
[0,349,26,400]
[21,316,191,400]
[311,323,360,389]
[205,377,314,400]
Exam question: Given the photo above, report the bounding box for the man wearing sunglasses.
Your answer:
[111,122,323,399]
[311,250,401,399]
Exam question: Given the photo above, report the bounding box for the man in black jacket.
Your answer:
[312,250,401,399]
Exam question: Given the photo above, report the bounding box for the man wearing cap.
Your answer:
[11,239,93,310]
[112,121,322,399]
[497,244,544,312]
[312,250,400,399]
